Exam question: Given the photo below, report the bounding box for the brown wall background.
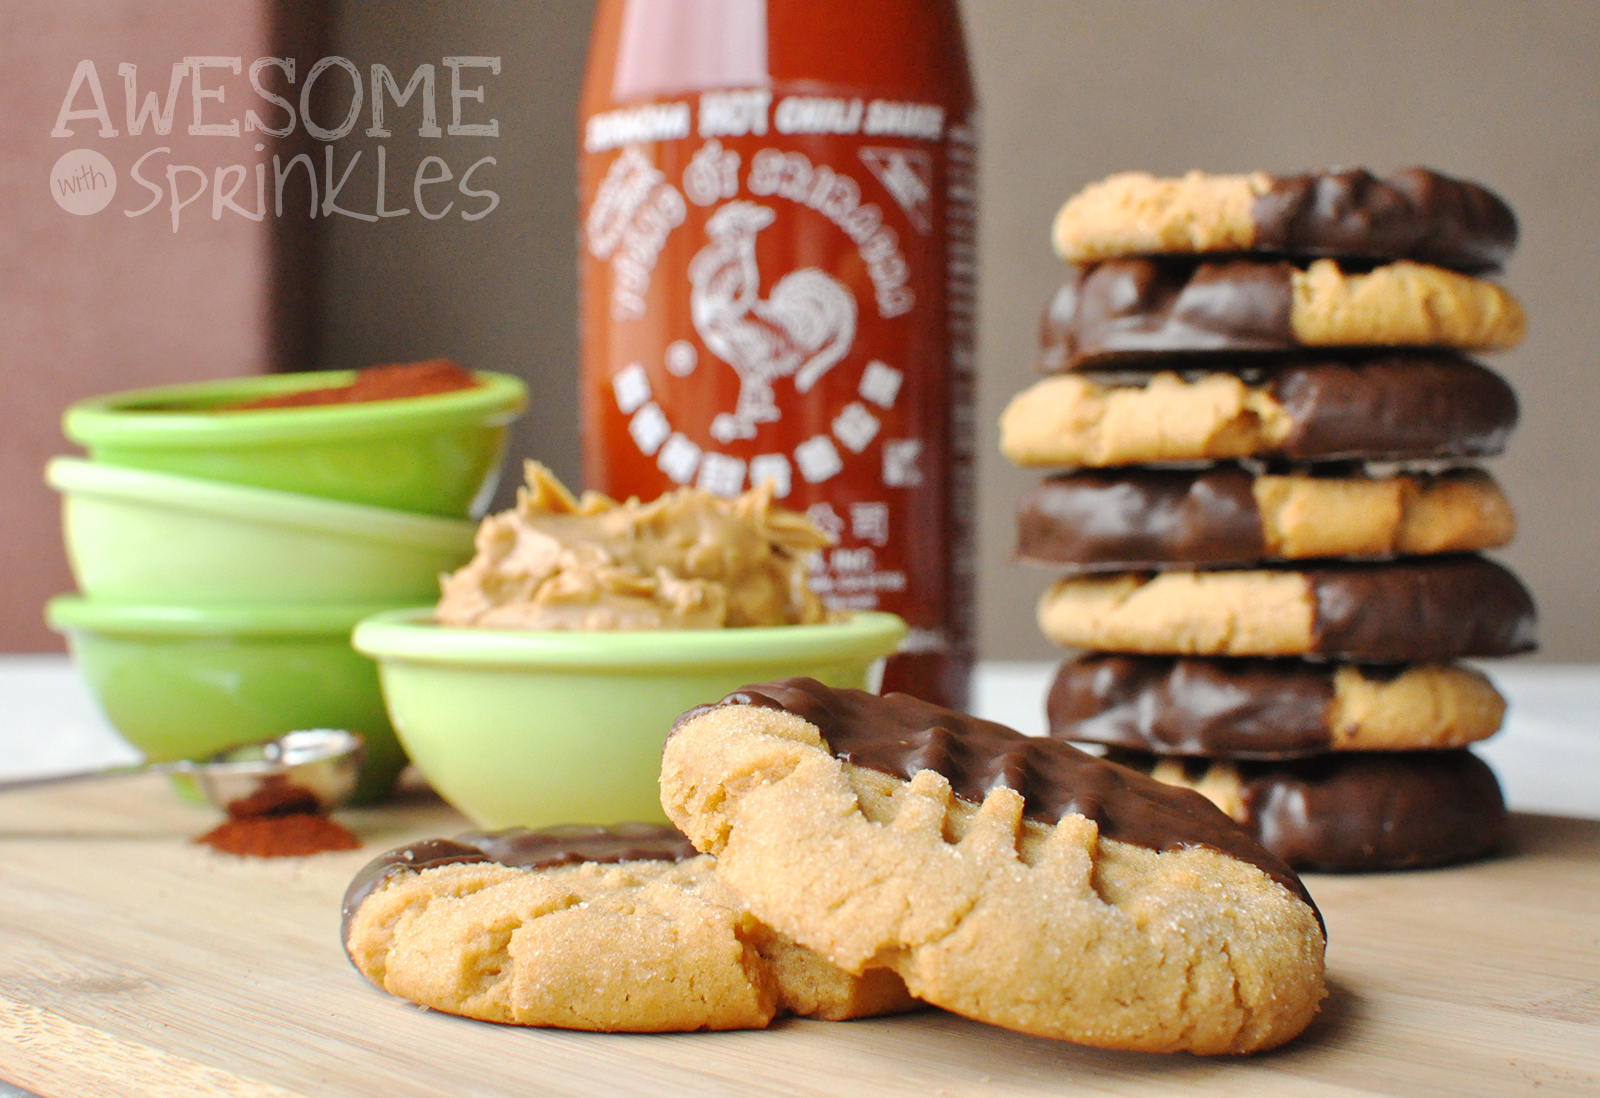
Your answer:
[1,0,323,651]
[6,1,1597,662]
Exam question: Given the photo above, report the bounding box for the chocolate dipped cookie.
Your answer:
[660,678,1327,1054]
[1107,748,1509,872]
[1047,655,1505,758]
[1016,465,1513,571]
[1036,258,1524,370]
[1036,555,1536,662]
[342,823,916,1030]
[1053,168,1517,273]
[999,356,1517,468]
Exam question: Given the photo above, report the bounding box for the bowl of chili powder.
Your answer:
[62,360,527,520]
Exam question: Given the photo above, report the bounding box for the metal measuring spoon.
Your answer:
[0,729,365,815]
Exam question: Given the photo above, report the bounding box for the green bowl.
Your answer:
[46,597,415,805]
[62,370,527,519]
[47,458,476,605]
[351,609,908,828]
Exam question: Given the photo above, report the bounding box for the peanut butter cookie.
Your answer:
[1053,168,1516,273]
[660,679,1328,1054]
[1048,655,1505,757]
[1000,356,1516,468]
[1036,556,1536,661]
[342,824,915,1030]
[1017,465,1514,571]
[1036,258,1524,370]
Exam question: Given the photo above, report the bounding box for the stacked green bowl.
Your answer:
[47,369,527,803]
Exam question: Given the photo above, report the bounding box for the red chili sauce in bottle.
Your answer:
[578,0,976,708]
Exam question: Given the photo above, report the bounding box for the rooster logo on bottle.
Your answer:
[688,201,858,443]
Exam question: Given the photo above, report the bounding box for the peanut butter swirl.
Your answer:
[436,461,832,630]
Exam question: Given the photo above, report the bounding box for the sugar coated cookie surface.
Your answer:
[1053,168,1517,273]
[1037,555,1536,661]
[1037,258,1523,370]
[661,679,1328,1054]
[1017,465,1513,571]
[1048,655,1506,757]
[1002,356,1517,467]
[1109,748,1509,872]
[341,824,915,1030]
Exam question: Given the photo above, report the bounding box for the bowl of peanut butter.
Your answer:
[352,462,906,828]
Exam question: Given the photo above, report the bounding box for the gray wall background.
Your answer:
[319,0,589,505]
[324,0,1600,663]
[966,1,1600,662]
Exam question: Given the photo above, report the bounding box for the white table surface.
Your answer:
[1,655,1597,819]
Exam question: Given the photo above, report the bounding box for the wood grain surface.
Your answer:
[0,774,1595,1098]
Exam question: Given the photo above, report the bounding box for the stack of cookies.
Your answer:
[999,167,1536,872]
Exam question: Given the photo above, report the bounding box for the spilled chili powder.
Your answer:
[195,774,361,858]
[197,814,362,858]
[224,359,479,410]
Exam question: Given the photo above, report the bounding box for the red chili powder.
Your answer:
[223,773,322,819]
[225,359,479,410]
[197,813,362,858]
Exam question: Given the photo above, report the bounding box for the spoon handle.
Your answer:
[0,760,191,793]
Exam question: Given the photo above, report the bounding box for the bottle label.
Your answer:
[579,89,974,678]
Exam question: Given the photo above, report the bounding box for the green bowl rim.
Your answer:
[62,369,528,448]
[46,456,478,550]
[351,608,909,671]
[46,595,422,637]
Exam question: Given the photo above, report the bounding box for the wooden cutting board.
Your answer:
[0,774,1595,1098]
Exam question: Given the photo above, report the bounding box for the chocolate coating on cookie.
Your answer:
[1048,656,1336,758]
[1308,556,1536,662]
[1017,467,1266,571]
[340,824,697,943]
[1242,751,1508,869]
[1251,168,1517,274]
[1111,748,1508,872]
[1040,259,1295,370]
[677,678,1316,913]
[1267,355,1517,460]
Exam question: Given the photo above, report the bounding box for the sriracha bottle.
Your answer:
[577,0,976,708]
